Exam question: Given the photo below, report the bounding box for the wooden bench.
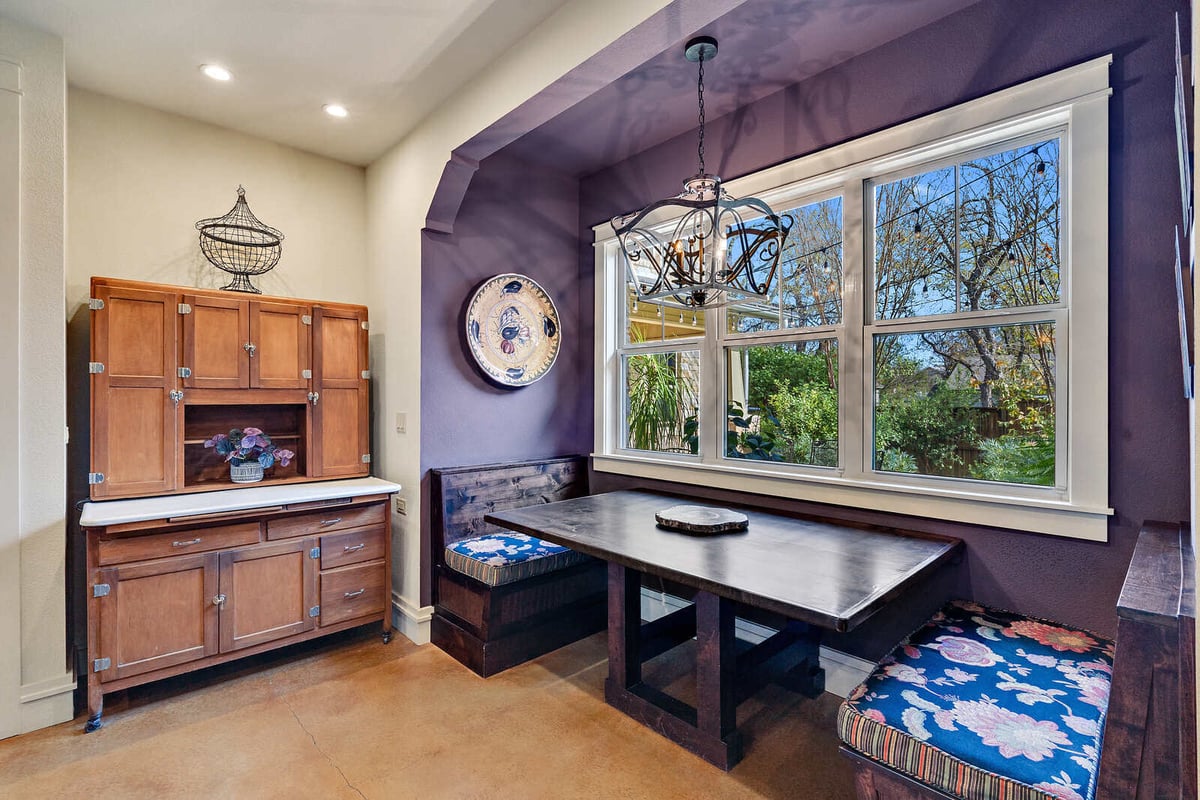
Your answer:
[839,521,1195,800]
[430,456,607,677]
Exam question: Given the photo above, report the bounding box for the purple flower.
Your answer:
[208,427,291,470]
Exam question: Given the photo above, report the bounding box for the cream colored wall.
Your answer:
[366,0,682,641]
[67,88,368,310]
[0,16,71,737]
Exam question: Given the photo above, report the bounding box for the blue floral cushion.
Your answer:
[838,601,1114,800]
[444,532,591,587]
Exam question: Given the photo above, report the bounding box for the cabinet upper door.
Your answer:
[94,552,220,682]
[182,294,250,389]
[250,301,310,390]
[218,538,317,652]
[91,283,179,499]
[311,306,370,478]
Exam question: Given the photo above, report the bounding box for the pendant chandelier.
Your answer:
[611,36,792,309]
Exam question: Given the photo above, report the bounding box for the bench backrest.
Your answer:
[1097,520,1196,800]
[430,456,588,562]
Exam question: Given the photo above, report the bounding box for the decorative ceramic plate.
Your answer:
[465,273,561,387]
[655,505,749,534]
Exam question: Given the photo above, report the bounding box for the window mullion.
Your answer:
[703,303,725,464]
[842,175,867,481]
[954,163,961,314]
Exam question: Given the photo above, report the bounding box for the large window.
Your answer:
[594,57,1112,540]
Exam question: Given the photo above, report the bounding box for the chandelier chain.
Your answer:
[697,54,706,176]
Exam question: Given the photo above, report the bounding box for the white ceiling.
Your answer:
[0,0,572,165]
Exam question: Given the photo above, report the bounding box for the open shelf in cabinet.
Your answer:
[183,403,308,489]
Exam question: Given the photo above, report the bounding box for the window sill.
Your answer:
[591,452,1111,541]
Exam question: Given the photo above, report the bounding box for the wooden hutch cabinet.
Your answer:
[81,277,395,732]
[88,276,371,499]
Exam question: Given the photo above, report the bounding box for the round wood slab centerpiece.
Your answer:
[655,505,749,534]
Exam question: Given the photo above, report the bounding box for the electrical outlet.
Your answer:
[395,412,407,434]
[395,497,407,515]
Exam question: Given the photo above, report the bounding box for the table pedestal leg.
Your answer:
[604,562,743,770]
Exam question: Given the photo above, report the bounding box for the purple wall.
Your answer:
[421,0,1189,647]
[420,152,590,602]
[580,0,1190,647]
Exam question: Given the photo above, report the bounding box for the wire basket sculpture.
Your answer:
[195,186,284,294]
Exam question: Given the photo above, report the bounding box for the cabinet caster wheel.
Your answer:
[381,631,393,644]
[84,715,103,733]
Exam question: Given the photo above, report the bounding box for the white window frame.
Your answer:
[593,56,1112,541]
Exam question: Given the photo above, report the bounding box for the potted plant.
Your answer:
[204,427,295,484]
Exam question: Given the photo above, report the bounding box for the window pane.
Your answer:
[728,196,842,333]
[873,323,1056,485]
[625,282,705,343]
[726,340,838,466]
[959,139,1060,310]
[875,166,956,319]
[623,350,700,454]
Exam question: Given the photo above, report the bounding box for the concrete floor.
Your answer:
[0,627,856,799]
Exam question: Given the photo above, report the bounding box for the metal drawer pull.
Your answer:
[343,589,365,599]
[343,543,366,553]
[244,341,257,357]
[213,593,227,606]
[172,538,202,547]
[320,517,343,526]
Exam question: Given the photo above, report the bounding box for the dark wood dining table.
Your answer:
[485,489,962,770]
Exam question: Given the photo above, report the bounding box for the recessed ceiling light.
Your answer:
[323,104,348,118]
[200,64,232,82]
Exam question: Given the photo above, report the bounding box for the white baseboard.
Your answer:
[638,587,873,698]
[392,592,432,645]
[19,670,75,734]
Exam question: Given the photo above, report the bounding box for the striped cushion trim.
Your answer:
[443,544,590,587]
[838,703,1063,800]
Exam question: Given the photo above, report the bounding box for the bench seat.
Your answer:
[430,456,607,677]
[444,531,592,586]
[839,600,1114,800]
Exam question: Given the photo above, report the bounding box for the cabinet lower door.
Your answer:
[95,553,220,682]
[219,539,317,652]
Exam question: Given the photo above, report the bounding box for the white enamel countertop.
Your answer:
[80,477,402,527]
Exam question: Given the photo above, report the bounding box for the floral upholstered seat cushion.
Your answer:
[444,531,591,587]
[838,601,1114,800]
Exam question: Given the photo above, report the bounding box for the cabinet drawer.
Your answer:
[97,522,261,566]
[320,561,386,627]
[267,503,385,540]
[321,527,385,570]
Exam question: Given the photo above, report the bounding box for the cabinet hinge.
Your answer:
[93,658,111,672]
[360,320,370,331]
[178,367,192,378]
[301,369,312,380]
[361,370,371,380]
[93,583,110,598]
[88,472,105,485]
[88,297,105,311]
[88,362,105,374]
[301,315,312,325]
[309,606,320,618]
[178,303,192,315]
[361,454,371,464]
[309,546,321,559]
